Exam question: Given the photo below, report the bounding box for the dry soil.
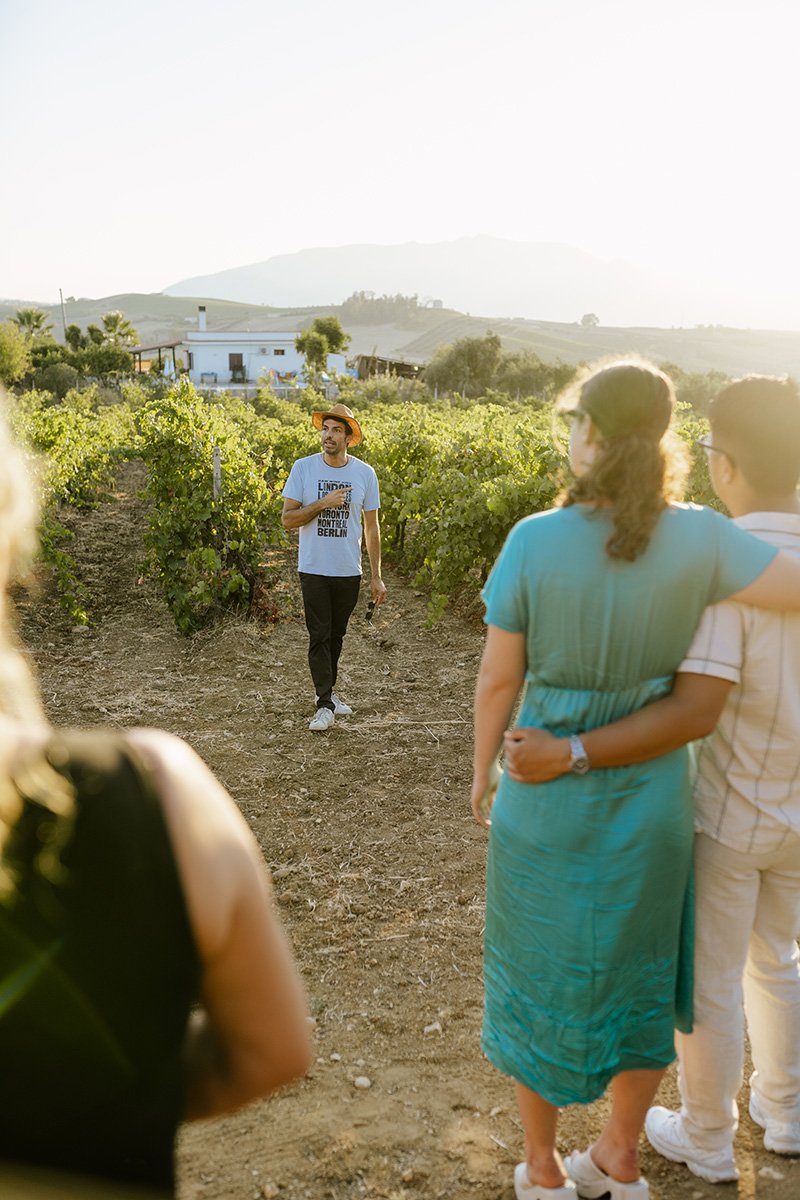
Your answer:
[16,461,800,1200]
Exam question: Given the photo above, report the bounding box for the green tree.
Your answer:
[660,362,729,414]
[495,351,577,401]
[29,339,67,373]
[86,324,105,346]
[0,321,32,385]
[341,292,421,326]
[580,312,600,327]
[80,343,134,377]
[65,324,87,352]
[35,361,80,399]
[295,317,351,377]
[424,333,503,398]
[295,328,331,375]
[12,307,54,341]
[100,310,138,347]
[308,316,350,356]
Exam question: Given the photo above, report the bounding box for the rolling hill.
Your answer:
[5,292,800,378]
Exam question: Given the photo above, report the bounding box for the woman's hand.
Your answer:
[471,760,502,827]
[471,773,494,828]
[504,728,570,783]
[472,626,525,829]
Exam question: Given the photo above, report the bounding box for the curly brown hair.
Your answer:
[558,359,689,561]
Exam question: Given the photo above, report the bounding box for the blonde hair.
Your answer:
[0,387,46,722]
[0,388,68,894]
[558,358,689,561]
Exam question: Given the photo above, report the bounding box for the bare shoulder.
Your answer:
[125,728,249,840]
[124,728,268,958]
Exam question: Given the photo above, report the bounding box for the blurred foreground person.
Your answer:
[0,390,312,1196]
[471,360,800,1200]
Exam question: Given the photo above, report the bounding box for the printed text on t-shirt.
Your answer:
[317,479,351,539]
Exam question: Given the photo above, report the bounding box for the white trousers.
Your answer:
[678,830,800,1149]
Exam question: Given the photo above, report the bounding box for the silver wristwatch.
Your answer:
[568,734,591,775]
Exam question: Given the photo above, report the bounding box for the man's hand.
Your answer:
[281,489,351,530]
[503,728,570,783]
[321,486,351,509]
[371,576,387,606]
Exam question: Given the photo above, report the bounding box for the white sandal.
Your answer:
[514,1161,577,1199]
[563,1148,649,1200]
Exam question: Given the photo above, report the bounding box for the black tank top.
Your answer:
[0,731,201,1191]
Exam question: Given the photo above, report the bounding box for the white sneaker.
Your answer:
[514,1161,576,1198]
[563,1148,648,1198]
[309,707,335,731]
[644,1107,738,1182]
[750,1088,800,1155]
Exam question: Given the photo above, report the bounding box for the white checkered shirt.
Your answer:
[680,512,800,853]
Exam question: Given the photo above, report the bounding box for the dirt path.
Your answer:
[16,462,800,1200]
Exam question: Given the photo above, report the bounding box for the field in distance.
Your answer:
[4,292,800,377]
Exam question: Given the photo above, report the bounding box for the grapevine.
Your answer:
[8,386,138,622]
[7,371,717,631]
[139,381,285,632]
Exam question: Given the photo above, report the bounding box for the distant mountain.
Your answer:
[164,236,722,328]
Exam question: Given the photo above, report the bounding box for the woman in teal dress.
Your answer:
[471,360,800,1200]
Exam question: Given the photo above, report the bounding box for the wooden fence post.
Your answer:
[212,447,222,499]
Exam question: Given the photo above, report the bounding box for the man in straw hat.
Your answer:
[282,404,386,731]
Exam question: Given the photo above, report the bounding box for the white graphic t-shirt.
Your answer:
[282,453,380,576]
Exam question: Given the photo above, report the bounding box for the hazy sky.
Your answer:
[3,0,800,327]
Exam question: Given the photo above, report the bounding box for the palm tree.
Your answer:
[12,307,53,341]
[100,310,138,347]
[65,324,86,352]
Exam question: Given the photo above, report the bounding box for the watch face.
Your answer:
[569,735,590,775]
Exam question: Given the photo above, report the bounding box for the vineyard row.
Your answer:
[8,380,715,630]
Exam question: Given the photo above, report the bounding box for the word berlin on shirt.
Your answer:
[317,479,350,538]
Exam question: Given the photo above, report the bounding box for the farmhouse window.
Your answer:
[229,353,244,370]
[274,348,286,356]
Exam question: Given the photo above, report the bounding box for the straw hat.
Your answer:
[311,404,363,447]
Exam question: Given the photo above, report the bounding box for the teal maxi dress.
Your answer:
[481,502,777,1105]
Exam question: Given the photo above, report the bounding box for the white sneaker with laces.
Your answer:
[750,1088,800,1155]
[644,1107,738,1182]
[309,707,335,731]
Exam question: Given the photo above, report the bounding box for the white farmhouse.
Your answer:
[184,306,346,388]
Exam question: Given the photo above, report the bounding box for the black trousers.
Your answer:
[299,573,361,711]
